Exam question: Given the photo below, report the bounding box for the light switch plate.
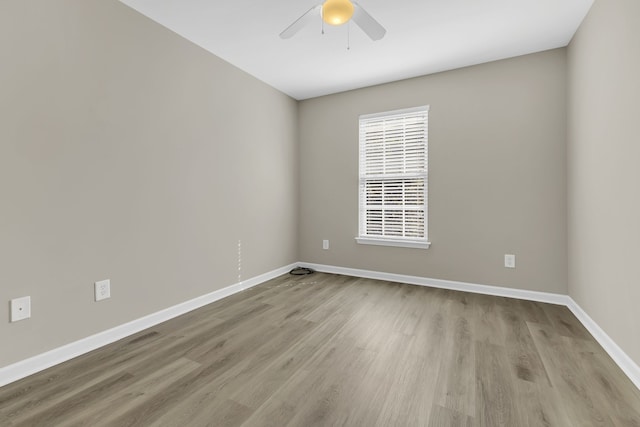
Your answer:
[11,296,31,322]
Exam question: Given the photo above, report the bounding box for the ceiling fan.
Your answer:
[279,0,386,41]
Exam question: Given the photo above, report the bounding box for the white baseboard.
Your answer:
[566,298,640,391]
[3,261,639,394]
[0,263,297,388]
[300,262,640,391]
[300,262,569,305]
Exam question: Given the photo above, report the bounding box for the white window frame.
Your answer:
[356,105,431,249]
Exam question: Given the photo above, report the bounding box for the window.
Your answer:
[356,106,430,249]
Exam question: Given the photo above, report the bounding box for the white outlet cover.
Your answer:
[505,254,516,268]
[323,240,329,250]
[11,296,31,322]
[95,279,111,302]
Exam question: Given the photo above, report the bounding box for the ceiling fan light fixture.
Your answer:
[322,0,354,26]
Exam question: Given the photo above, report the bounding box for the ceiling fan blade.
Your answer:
[279,5,322,39]
[352,2,386,41]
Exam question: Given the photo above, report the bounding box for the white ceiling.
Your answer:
[119,0,593,100]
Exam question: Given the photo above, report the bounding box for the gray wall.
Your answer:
[0,0,298,367]
[299,49,568,294]
[567,0,640,365]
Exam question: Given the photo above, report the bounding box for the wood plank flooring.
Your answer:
[1,273,639,426]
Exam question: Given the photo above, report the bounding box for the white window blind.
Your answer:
[357,106,430,249]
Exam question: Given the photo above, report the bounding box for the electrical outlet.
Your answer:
[323,240,329,250]
[10,296,31,322]
[95,279,111,301]
[504,254,516,269]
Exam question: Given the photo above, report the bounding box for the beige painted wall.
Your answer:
[299,50,568,294]
[567,0,640,365]
[0,0,298,367]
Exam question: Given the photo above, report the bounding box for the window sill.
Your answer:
[355,237,431,249]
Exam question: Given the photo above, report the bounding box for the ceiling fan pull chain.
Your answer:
[347,20,351,50]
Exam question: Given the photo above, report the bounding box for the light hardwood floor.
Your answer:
[1,273,639,426]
